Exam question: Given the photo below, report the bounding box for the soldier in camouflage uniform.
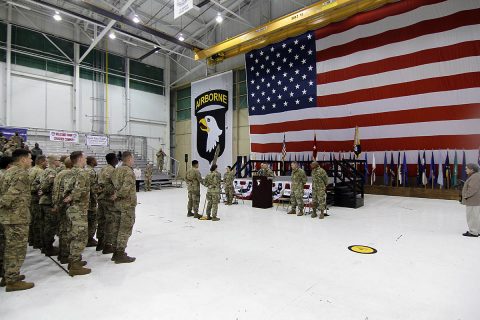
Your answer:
[185,160,203,218]
[28,155,46,249]
[144,162,153,191]
[200,164,221,221]
[63,151,91,276]
[0,133,7,152]
[3,140,16,157]
[86,156,99,247]
[287,162,307,216]
[10,132,23,149]
[156,148,165,172]
[310,162,329,219]
[52,157,73,264]
[111,151,136,263]
[223,166,235,205]
[39,155,61,256]
[96,153,118,254]
[257,163,274,177]
[0,149,34,292]
[58,155,68,172]
[0,156,13,288]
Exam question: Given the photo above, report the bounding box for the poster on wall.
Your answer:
[0,127,28,141]
[173,0,193,19]
[49,130,79,143]
[86,135,109,146]
[191,70,233,177]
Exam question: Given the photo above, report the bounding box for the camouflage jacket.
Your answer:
[186,168,203,193]
[257,168,274,177]
[86,165,98,210]
[312,167,328,191]
[98,165,116,202]
[291,168,307,191]
[223,171,235,189]
[112,165,137,207]
[63,167,90,209]
[28,165,44,199]
[204,171,221,194]
[39,167,58,205]
[0,165,31,224]
[145,165,153,178]
[156,150,165,160]
[52,169,73,209]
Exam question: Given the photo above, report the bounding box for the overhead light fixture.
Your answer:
[215,13,223,23]
[6,1,31,10]
[109,31,116,40]
[123,39,138,47]
[178,34,185,42]
[132,14,140,24]
[53,11,62,21]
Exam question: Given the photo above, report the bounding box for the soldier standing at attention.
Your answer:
[96,153,118,254]
[28,155,46,249]
[52,157,73,264]
[39,155,61,256]
[310,161,329,219]
[257,163,274,177]
[0,156,13,288]
[223,166,235,205]
[144,162,153,191]
[111,151,136,263]
[0,149,34,291]
[156,148,166,172]
[10,132,23,149]
[63,151,90,276]
[85,156,99,247]
[185,160,203,218]
[200,164,221,221]
[288,161,307,216]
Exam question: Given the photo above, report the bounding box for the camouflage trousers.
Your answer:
[41,204,58,249]
[0,224,4,277]
[145,177,152,191]
[225,186,234,204]
[157,160,164,171]
[58,206,69,260]
[187,191,200,215]
[115,203,136,250]
[97,201,119,246]
[1,223,28,283]
[66,205,88,263]
[30,198,43,248]
[312,188,327,213]
[290,190,305,213]
[87,208,97,240]
[206,192,220,218]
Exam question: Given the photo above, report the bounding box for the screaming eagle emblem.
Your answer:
[194,90,228,163]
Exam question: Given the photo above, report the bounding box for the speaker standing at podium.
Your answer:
[256,163,274,177]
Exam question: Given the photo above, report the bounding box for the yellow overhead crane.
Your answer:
[194,0,397,65]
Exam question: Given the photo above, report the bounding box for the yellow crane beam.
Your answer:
[195,0,396,64]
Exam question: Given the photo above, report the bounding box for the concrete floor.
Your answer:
[1,187,478,320]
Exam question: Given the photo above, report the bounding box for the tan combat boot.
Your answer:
[212,217,220,221]
[102,244,115,254]
[287,209,296,215]
[113,250,136,264]
[68,261,91,276]
[5,280,34,292]
[0,275,25,287]
[319,210,325,219]
[297,211,304,216]
[311,212,318,218]
[193,213,202,219]
[199,215,212,220]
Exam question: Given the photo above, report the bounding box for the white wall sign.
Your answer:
[191,71,233,176]
[174,0,194,19]
[86,135,109,146]
[49,130,79,143]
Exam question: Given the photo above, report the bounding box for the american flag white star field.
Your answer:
[245,0,480,164]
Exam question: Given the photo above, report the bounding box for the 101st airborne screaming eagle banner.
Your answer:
[191,70,233,177]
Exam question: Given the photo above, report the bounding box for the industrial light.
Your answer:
[53,11,62,21]
[132,14,140,23]
[178,34,185,42]
[215,13,223,23]
[109,31,116,40]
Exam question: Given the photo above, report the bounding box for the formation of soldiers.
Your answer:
[0,149,138,292]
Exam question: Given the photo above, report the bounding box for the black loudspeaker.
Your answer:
[185,154,188,163]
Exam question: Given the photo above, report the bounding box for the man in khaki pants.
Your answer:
[462,163,480,237]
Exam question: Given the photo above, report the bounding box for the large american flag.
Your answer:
[246,0,480,165]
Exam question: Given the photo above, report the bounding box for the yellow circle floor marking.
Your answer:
[348,245,377,254]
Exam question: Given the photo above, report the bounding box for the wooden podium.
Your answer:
[252,176,273,209]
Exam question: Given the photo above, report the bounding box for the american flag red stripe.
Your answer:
[247,0,480,164]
